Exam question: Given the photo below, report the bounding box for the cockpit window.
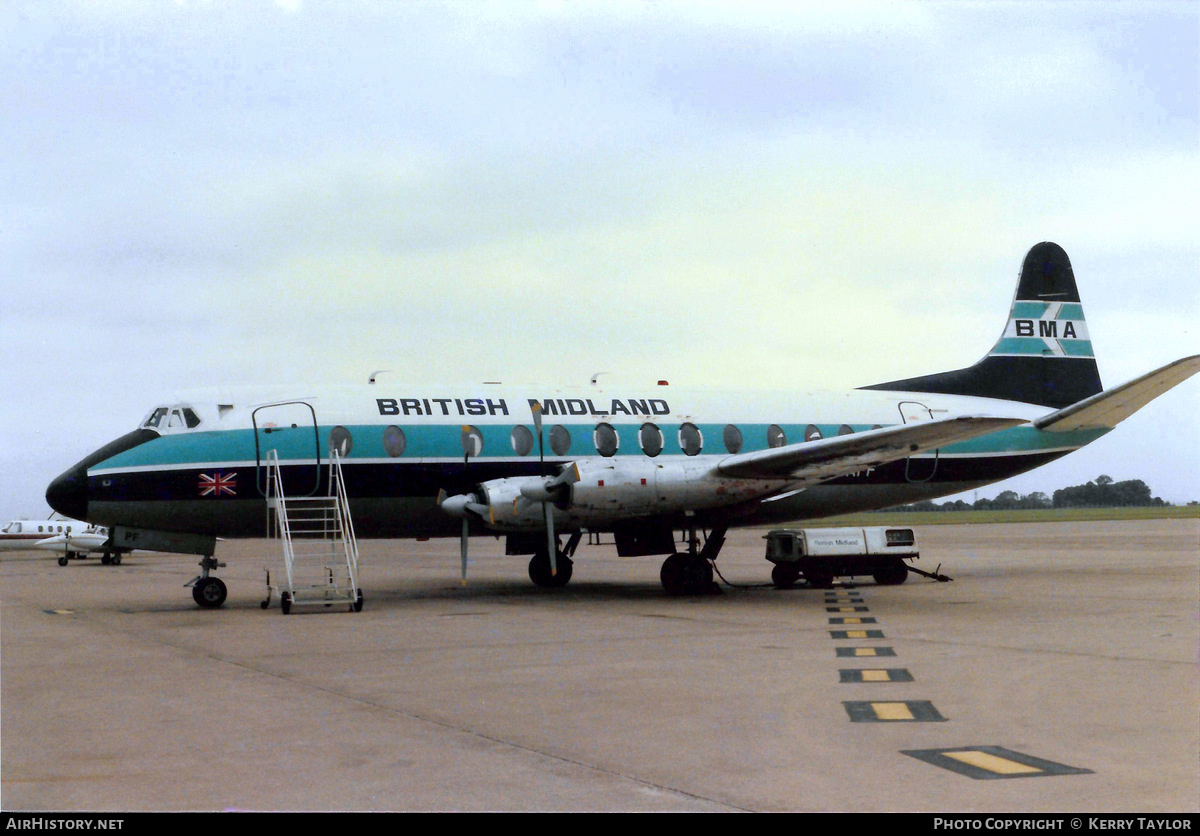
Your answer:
[142,405,203,431]
[143,407,169,428]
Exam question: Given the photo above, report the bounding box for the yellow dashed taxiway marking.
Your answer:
[944,750,1041,775]
[901,746,1093,779]
[872,702,912,720]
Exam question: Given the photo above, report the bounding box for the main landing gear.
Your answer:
[188,555,228,609]
[528,532,582,589]
[659,525,726,596]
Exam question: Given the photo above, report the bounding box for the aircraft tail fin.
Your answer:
[862,242,1103,408]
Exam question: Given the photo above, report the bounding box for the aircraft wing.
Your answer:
[715,416,1025,482]
[1033,355,1200,432]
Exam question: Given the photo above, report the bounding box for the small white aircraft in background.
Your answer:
[0,517,126,566]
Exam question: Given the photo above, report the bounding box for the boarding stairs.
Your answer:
[263,448,363,614]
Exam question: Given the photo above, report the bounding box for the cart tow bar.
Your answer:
[909,563,953,582]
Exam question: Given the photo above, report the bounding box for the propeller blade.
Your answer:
[544,501,557,577]
[461,426,474,464]
[460,518,469,585]
[531,401,546,479]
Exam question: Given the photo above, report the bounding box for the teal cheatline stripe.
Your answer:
[98,430,259,468]
[943,425,1108,455]
[992,338,1050,356]
[1010,301,1049,318]
[1057,304,1085,320]
[1061,340,1094,357]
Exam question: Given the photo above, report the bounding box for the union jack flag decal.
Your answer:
[199,471,238,497]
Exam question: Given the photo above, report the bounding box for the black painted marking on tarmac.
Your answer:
[828,616,877,624]
[830,629,885,639]
[826,605,869,612]
[844,701,946,723]
[839,668,914,683]
[901,746,1093,779]
[836,646,896,657]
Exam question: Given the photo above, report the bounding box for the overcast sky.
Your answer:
[2,0,1198,519]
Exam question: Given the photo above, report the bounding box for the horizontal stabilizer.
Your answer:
[716,416,1024,482]
[1034,355,1200,432]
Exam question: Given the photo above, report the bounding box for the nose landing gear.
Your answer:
[187,555,228,609]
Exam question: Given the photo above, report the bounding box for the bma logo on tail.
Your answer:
[994,300,1093,358]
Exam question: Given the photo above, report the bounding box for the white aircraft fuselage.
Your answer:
[44,243,1199,605]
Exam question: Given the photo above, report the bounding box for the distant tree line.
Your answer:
[880,475,1169,512]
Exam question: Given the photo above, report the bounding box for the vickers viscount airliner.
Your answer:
[46,243,1199,607]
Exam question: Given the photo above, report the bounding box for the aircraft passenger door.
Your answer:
[253,401,321,498]
[897,401,938,483]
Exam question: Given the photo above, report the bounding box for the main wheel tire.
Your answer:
[529,552,573,588]
[805,567,834,589]
[660,552,687,595]
[662,554,714,595]
[110,553,121,566]
[192,577,228,609]
[353,589,364,612]
[873,561,909,586]
[772,563,802,589]
[281,591,292,614]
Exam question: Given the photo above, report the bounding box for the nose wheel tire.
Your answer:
[192,577,228,609]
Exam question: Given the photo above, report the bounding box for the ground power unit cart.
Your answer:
[764,526,949,588]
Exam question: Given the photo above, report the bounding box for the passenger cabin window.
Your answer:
[638,423,663,457]
[461,426,484,458]
[767,424,787,448]
[511,425,534,456]
[723,424,743,454]
[594,423,618,457]
[549,425,571,456]
[679,423,702,456]
[383,426,406,457]
[805,424,822,442]
[330,426,353,456]
[838,425,854,436]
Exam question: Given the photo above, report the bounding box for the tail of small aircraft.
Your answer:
[864,241,1103,408]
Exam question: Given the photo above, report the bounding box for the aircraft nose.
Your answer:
[47,464,89,521]
[44,428,160,523]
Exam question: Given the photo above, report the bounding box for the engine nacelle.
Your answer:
[472,476,570,531]
[566,459,788,526]
[467,460,792,531]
